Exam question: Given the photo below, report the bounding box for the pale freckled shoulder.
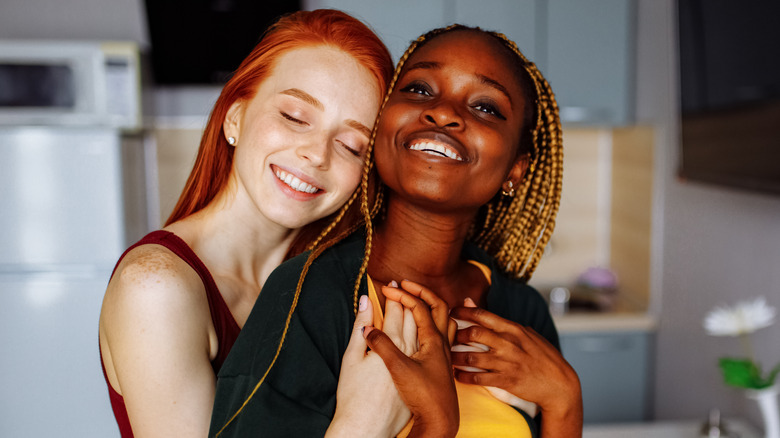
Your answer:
[106,244,206,310]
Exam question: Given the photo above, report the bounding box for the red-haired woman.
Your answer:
[98,9,395,437]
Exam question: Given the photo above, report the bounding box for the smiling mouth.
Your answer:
[408,141,464,161]
[274,169,320,194]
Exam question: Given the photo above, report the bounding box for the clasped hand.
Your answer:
[329,280,459,438]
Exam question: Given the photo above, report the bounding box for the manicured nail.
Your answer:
[388,280,398,288]
[359,295,368,311]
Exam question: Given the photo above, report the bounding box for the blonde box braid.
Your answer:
[215,24,563,436]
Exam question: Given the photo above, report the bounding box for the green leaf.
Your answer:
[718,358,764,389]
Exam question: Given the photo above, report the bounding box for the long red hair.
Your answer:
[165,9,392,255]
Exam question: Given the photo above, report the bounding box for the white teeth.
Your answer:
[275,169,319,194]
[408,141,463,161]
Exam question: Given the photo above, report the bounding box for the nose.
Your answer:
[421,100,464,130]
[296,132,331,169]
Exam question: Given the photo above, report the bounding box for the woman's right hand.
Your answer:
[366,280,459,438]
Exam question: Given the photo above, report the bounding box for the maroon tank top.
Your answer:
[100,230,241,437]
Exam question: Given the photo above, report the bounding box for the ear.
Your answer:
[223,100,245,144]
[505,153,531,187]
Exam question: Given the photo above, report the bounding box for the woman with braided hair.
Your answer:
[211,24,582,438]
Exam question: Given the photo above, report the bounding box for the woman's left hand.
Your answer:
[449,302,583,437]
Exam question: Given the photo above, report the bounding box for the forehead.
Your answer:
[405,30,520,80]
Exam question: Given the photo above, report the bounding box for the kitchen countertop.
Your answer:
[553,311,657,334]
[583,419,759,438]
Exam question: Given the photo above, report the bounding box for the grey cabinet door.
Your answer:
[544,0,636,125]
[560,330,653,423]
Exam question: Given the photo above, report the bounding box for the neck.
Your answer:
[367,197,480,306]
[169,189,299,293]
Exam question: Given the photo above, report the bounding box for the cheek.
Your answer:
[331,157,364,197]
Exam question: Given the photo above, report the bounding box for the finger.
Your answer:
[365,327,412,378]
[455,324,511,353]
[382,285,440,342]
[399,280,450,336]
[402,307,419,355]
[454,369,509,389]
[450,305,513,334]
[383,298,405,345]
[344,295,372,361]
[447,318,457,346]
[451,350,496,372]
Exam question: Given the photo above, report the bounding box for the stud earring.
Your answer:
[502,180,515,197]
[227,136,237,146]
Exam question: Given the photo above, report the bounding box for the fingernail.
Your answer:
[359,295,368,311]
[464,297,477,307]
[388,280,398,288]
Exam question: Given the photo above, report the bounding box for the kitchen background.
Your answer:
[1,0,778,436]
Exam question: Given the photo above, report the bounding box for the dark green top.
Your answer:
[210,230,559,437]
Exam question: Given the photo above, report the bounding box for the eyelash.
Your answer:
[400,81,432,96]
[338,140,362,157]
[473,102,506,120]
[280,111,308,125]
[400,81,506,120]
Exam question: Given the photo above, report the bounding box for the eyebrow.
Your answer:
[281,88,371,139]
[478,74,513,105]
[346,119,372,139]
[404,62,513,104]
[280,88,324,111]
[405,61,440,72]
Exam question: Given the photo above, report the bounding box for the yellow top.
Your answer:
[366,261,532,438]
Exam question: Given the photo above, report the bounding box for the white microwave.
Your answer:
[0,40,141,131]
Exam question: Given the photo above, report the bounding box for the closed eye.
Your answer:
[280,111,309,126]
[337,140,362,157]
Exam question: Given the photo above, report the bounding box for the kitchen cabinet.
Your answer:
[560,328,654,424]
[310,0,447,62]
[307,0,636,126]
[545,0,636,125]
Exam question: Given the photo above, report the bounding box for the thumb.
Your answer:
[343,294,373,362]
[365,327,410,378]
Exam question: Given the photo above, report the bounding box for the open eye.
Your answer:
[473,101,506,120]
[399,81,433,97]
[280,111,309,126]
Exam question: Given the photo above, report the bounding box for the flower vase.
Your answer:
[745,384,780,438]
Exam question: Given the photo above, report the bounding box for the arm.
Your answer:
[99,246,217,437]
[449,304,583,438]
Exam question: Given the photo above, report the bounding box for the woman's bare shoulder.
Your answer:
[103,243,208,323]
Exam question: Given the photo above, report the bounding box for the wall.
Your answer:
[635,0,780,424]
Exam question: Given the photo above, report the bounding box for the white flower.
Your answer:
[703,297,776,337]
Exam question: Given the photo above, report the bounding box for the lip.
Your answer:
[270,164,325,199]
[401,131,468,163]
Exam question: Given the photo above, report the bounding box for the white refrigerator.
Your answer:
[0,126,133,437]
